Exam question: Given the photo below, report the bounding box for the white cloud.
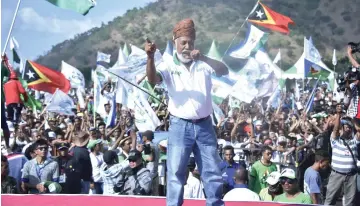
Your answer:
[18,7,98,38]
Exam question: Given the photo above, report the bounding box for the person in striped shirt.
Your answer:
[324,105,360,206]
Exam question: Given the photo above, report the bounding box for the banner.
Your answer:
[1,194,313,206]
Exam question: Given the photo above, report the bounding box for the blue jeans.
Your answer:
[81,180,90,194]
[166,116,223,206]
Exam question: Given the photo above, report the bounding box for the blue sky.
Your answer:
[1,0,156,60]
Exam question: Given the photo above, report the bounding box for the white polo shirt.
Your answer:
[157,55,213,119]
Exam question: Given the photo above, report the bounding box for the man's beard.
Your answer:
[176,51,192,64]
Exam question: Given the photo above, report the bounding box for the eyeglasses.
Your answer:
[280,178,296,185]
[129,159,137,163]
[37,146,48,151]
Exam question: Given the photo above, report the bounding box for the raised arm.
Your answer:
[198,55,228,76]
[145,39,161,85]
[331,106,342,140]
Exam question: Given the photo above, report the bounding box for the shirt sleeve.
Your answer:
[52,162,60,182]
[156,62,170,84]
[138,170,152,194]
[308,174,321,193]
[303,194,313,204]
[21,162,30,182]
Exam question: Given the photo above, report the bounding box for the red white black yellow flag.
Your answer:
[248,1,295,34]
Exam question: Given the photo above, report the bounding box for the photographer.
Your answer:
[348,43,360,68]
[341,43,360,119]
[113,149,152,196]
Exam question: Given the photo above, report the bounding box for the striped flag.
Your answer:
[305,78,320,113]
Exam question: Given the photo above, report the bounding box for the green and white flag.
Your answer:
[229,24,268,59]
[46,0,96,15]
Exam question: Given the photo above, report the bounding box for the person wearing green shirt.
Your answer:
[273,168,312,204]
[249,145,277,194]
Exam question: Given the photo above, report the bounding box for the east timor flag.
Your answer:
[23,60,70,94]
[248,1,295,34]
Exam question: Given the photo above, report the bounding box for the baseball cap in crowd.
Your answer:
[266,171,281,185]
[57,143,70,150]
[103,150,118,165]
[128,149,142,161]
[280,168,296,179]
[87,139,102,149]
[254,120,262,126]
[43,181,62,193]
[89,127,97,132]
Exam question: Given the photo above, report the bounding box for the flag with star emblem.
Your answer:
[247,1,295,34]
[23,60,71,94]
[304,37,330,80]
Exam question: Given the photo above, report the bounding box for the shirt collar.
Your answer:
[234,184,248,189]
[173,53,181,66]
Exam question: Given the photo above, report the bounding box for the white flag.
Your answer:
[116,46,128,66]
[61,61,85,88]
[230,75,258,103]
[108,48,162,81]
[332,49,337,66]
[9,37,19,50]
[46,89,75,116]
[256,72,278,98]
[97,51,111,63]
[127,84,161,132]
[229,24,268,59]
[273,49,281,64]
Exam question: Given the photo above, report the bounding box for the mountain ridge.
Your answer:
[36,0,360,79]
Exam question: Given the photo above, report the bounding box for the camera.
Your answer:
[348,42,360,54]
[336,67,360,92]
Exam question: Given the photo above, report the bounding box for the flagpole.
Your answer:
[221,0,259,60]
[2,0,21,56]
[107,71,167,106]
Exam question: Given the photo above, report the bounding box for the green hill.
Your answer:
[36,0,360,79]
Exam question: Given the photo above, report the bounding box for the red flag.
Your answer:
[23,60,70,94]
[248,2,295,34]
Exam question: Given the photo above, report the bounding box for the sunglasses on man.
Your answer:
[280,177,297,185]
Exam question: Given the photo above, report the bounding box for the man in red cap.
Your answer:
[145,18,228,206]
[4,71,27,124]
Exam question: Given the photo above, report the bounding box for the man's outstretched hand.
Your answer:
[145,39,156,58]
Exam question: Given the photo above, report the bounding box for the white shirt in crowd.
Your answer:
[223,186,260,201]
[90,152,104,183]
[183,172,205,199]
[157,58,214,119]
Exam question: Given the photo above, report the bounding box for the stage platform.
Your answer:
[1,194,313,206]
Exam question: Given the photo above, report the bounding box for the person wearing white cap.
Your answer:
[273,168,312,204]
[259,171,282,201]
